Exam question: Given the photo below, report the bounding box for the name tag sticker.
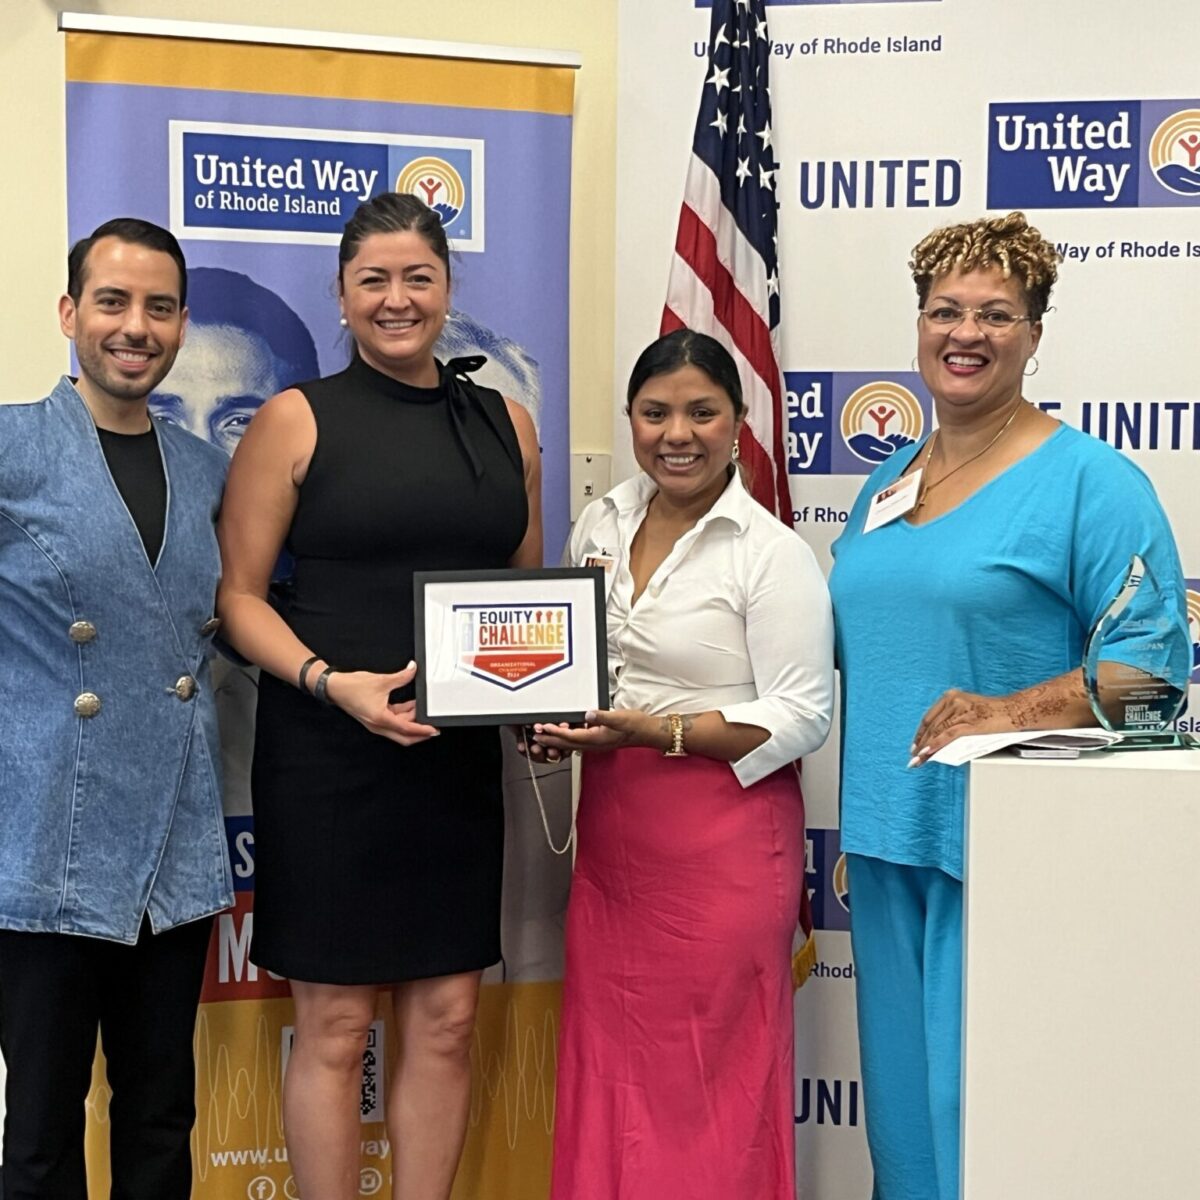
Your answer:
[862,470,922,533]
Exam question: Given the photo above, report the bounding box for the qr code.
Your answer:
[281,1019,384,1123]
[360,1021,383,1123]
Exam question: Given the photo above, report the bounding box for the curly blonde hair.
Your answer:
[909,211,1061,322]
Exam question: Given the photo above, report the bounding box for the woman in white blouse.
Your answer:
[532,330,834,1200]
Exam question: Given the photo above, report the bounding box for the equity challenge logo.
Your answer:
[456,603,573,690]
[988,99,1200,208]
[786,371,931,475]
[170,121,484,247]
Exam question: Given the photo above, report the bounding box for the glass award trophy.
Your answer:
[1082,554,1194,750]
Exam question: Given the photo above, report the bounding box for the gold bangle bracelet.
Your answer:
[663,712,688,758]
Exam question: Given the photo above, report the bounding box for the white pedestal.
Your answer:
[962,750,1200,1200]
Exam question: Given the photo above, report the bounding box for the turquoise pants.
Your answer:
[846,854,963,1200]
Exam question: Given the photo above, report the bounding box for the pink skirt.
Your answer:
[550,748,805,1200]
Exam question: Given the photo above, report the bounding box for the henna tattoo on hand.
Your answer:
[1003,683,1071,729]
[928,701,990,740]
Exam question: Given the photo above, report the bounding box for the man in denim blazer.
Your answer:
[0,219,233,1200]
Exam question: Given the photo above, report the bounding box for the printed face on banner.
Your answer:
[153,324,280,452]
[455,603,574,690]
[988,99,1200,208]
[437,309,543,430]
[151,266,319,454]
[786,371,932,475]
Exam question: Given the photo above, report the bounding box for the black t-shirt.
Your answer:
[97,426,167,563]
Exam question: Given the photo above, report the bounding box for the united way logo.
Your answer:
[1148,109,1200,197]
[396,156,466,226]
[456,604,573,691]
[1187,581,1200,683]
[806,829,850,932]
[840,381,925,464]
[389,143,481,246]
[987,98,1200,208]
[832,853,850,913]
[786,371,931,475]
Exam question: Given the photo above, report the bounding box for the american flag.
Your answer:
[662,0,791,525]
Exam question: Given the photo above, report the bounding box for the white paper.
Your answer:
[926,727,1122,767]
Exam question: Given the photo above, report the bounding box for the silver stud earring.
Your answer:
[1024,356,1039,377]
[339,316,348,328]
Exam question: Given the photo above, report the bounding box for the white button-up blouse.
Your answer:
[568,470,834,787]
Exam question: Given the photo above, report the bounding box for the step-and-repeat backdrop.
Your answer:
[64,24,574,1200]
[617,1,1199,1195]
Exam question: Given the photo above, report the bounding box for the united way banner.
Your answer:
[66,25,573,1200]
[616,1,1199,1195]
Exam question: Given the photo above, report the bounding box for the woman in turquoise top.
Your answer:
[828,211,1187,1200]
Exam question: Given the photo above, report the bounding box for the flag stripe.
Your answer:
[662,255,773,419]
[679,156,771,320]
[673,201,776,394]
[660,0,790,523]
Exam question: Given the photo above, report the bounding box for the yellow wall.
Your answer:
[0,1,615,451]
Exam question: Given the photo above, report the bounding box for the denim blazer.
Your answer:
[0,378,234,942]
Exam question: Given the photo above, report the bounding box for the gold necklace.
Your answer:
[914,400,1026,510]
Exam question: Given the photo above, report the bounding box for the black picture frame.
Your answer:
[413,567,609,726]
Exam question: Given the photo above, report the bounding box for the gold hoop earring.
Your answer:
[1024,356,1039,377]
[732,439,741,462]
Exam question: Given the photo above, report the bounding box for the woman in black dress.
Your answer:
[217,193,542,1200]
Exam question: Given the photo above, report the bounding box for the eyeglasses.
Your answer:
[919,305,1032,334]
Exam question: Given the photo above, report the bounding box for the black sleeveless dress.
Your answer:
[249,356,528,984]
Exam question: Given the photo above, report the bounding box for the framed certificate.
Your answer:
[414,568,609,725]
